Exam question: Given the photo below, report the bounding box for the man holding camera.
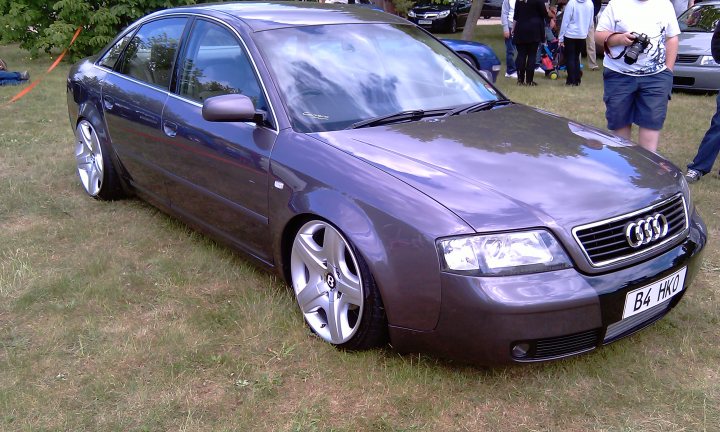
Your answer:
[596,0,680,152]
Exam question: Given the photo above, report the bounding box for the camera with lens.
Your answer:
[624,32,650,65]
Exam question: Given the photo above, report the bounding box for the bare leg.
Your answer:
[638,128,660,153]
[612,125,632,140]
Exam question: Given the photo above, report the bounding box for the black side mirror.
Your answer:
[202,93,262,123]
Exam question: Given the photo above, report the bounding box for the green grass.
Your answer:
[2,24,720,431]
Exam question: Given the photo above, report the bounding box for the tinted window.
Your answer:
[117,18,187,88]
[177,20,268,111]
[98,33,134,69]
[679,4,720,32]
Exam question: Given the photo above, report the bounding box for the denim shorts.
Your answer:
[602,68,673,131]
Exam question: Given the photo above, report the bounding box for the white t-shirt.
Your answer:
[597,0,680,75]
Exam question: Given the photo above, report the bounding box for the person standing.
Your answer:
[595,0,680,152]
[501,0,518,78]
[671,0,691,16]
[685,19,720,183]
[585,0,602,70]
[513,0,550,85]
[558,0,594,85]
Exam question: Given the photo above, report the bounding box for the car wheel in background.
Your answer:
[74,119,124,200]
[458,52,478,69]
[290,219,387,350]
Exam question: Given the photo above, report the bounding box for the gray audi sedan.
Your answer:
[673,0,720,91]
[67,2,706,364]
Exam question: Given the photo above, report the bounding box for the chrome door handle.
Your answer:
[103,96,114,111]
[163,121,178,137]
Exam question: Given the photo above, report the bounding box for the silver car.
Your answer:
[673,0,720,91]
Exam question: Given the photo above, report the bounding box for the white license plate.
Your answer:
[419,19,432,25]
[622,267,687,319]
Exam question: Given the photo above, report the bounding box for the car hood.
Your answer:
[412,4,451,12]
[678,31,713,54]
[313,104,683,234]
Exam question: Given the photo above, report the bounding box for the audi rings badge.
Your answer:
[624,213,669,248]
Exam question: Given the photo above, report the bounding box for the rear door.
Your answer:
[101,17,188,202]
[161,19,278,262]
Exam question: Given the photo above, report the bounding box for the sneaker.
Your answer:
[19,71,30,81]
[0,58,6,71]
[505,72,518,78]
[685,169,702,184]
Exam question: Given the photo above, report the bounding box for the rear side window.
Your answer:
[176,19,268,111]
[98,33,134,69]
[117,18,187,89]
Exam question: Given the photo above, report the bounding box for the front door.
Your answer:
[161,19,277,262]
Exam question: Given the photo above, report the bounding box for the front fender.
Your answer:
[268,131,473,331]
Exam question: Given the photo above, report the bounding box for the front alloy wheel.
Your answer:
[290,220,386,349]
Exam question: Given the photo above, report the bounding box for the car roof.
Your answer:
[160,1,409,32]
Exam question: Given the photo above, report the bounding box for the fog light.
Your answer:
[512,343,530,358]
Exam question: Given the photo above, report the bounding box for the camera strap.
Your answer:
[603,32,629,59]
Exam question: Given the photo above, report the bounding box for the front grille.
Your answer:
[604,298,671,342]
[673,76,696,87]
[676,54,700,64]
[573,194,688,267]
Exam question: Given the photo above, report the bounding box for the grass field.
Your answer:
[1,25,719,431]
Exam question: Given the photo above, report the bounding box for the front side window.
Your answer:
[117,18,187,88]
[177,19,268,111]
[254,24,499,132]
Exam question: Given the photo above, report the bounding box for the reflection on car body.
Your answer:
[67,2,706,365]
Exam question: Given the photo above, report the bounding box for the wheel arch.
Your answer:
[269,144,474,332]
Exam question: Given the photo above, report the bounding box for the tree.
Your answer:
[460,0,485,41]
[0,0,195,60]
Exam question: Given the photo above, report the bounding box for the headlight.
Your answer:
[438,10,450,18]
[437,230,573,276]
[699,55,719,67]
[679,172,695,215]
[408,10,416,17]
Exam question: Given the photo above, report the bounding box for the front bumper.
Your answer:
[408,16,452,33]
[673,64,720,91]
[389,209,707,365]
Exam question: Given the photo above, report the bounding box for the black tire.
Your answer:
[74,119,124,200]
[458,52,478,69]
[289,219,387,351]
[449,16,458,33]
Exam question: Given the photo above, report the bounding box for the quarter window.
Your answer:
[117,18,187,88]
[98,33,134,70]
[177,20,268,111]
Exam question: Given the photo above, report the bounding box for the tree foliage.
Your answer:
[0,0,195,60]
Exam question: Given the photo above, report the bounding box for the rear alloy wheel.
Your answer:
[75,119,123,200]
[290,220,386,350]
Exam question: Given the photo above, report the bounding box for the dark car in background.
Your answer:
[67,2,706,365]
[407,0,471,33]
[673,0,720,91]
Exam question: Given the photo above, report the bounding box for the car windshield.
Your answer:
[678,4,720,32]
[253,23,500,132]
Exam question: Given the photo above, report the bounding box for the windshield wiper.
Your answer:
[442,99,512,118]
[347,109,444,129]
